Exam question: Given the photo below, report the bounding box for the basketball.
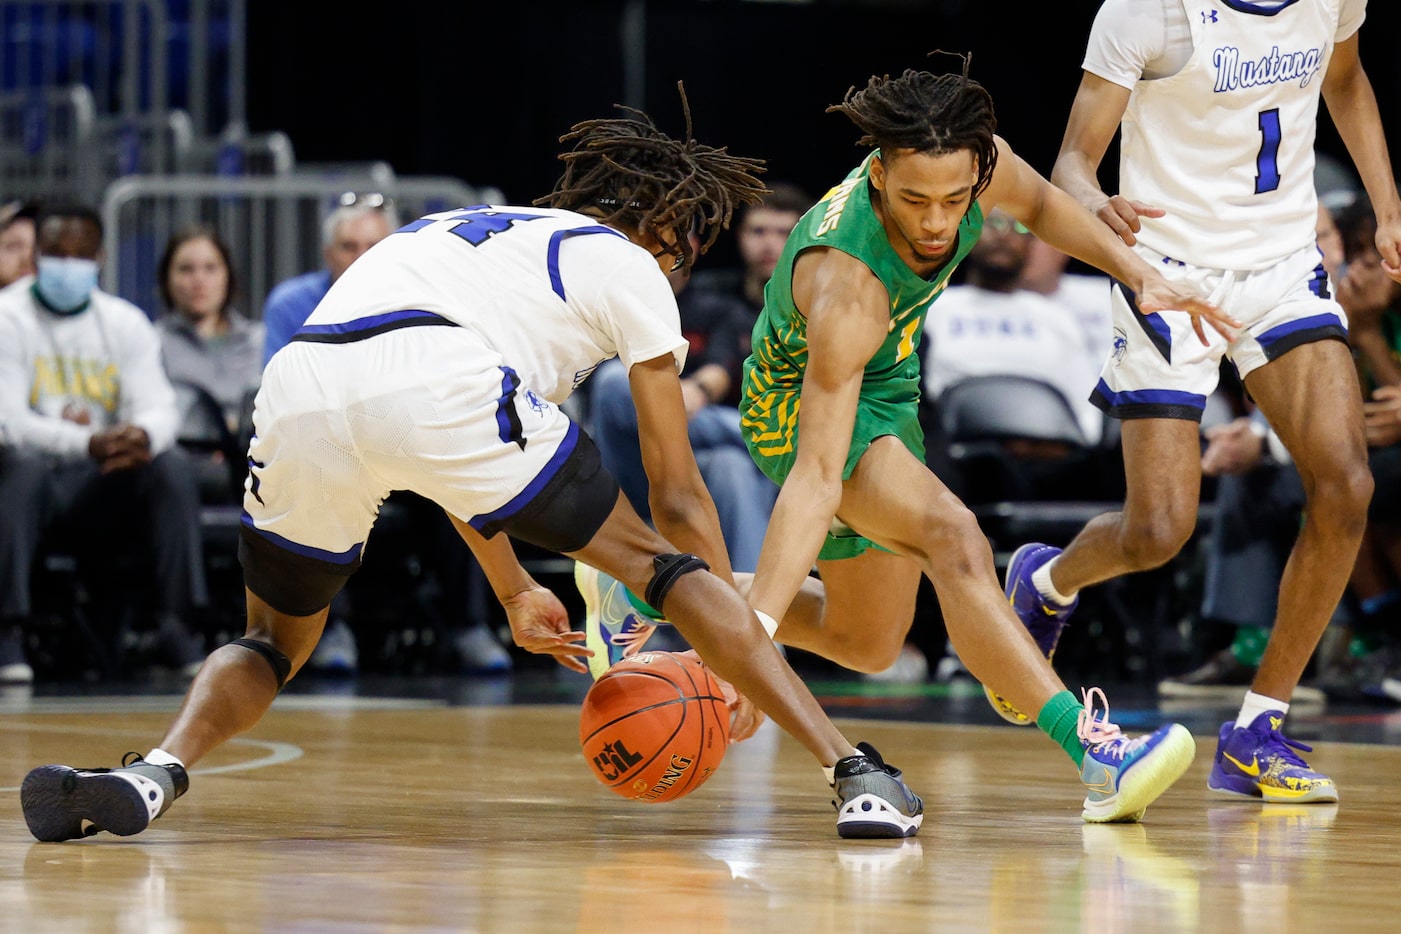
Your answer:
[579,650,730,803]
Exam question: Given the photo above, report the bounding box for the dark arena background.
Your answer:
[247,0,1401,271]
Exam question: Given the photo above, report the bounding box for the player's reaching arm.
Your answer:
[447,514,590,674]
[1049,73,1161,246]
[1322,31,1401,282]
[745,247,888,625]
[629,353,736,583]
[985,135,1241,344]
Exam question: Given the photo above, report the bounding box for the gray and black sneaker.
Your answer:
[832,742,924,839]
[21,752,188,842]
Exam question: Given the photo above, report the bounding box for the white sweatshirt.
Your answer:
[0,276,179,459]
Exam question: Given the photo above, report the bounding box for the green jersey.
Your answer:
[740,152,984,559]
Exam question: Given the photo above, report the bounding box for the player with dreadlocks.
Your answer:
[733,56,1239,822]
[20,87,928,843]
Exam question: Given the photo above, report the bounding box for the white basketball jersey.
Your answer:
[1117,0,1341,270]
[305,205,687,404]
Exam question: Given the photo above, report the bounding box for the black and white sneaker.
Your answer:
[832,742,924,839]
[21,753,188,842]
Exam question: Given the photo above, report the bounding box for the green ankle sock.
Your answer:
[624,588,666,621]
[1229,625,1270,668]
[1036,690,1085,768]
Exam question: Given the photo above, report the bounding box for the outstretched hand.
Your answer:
[502,585,591,675]
[1137,277,1242,346]
[678,649,766,743]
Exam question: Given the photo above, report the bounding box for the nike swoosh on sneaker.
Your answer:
[1008,580,1060,617]
[1223,751,1261,776]
[1084,766,1116,794]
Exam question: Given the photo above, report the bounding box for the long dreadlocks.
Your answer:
[828,52,999,202]
[535,82,768,270]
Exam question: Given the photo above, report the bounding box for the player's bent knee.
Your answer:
[645,553,710,616]
[228,638,292,690]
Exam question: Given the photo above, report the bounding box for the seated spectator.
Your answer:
[1016,236,1114,364]
[922,207,1106,505]
[0,199,40,289]
[262,192,400,367]
[588,184,812,577]
[1320,194,1401,700]
[155,225,264,503]
[686,181,813,348]
[0,204,207,682]
[589,223,776,575]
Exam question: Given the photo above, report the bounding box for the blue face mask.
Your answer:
[35,256,99,312]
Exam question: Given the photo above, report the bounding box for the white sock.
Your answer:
[145,748,186,768]
[1237,691,1288,729]
[1032,558,1077,606]
[753,610,779,640]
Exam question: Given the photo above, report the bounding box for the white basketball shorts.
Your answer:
[1091,243,1346,421]
[243,311,578,567]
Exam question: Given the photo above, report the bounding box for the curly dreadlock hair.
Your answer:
[827,52,999,202]
[535,82,768,270]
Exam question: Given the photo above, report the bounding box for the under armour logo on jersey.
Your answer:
[1201,9,1218,23]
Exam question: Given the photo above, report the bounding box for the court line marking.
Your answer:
[0,737,303,794]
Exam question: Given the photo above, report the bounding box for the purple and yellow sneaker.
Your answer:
[985,543,1079,725]
[1207,713,1338,803]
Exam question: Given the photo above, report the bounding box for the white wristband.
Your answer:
[754,610,779,639]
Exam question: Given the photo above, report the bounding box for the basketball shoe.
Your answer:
[1206,713,1338,803]
[831,742,924,839]
[575,561,667,680]
[1078,687,1196,823]
[986,543,1079,725]
[21,752,188,842]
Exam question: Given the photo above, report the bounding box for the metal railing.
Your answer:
[101,173,506,320]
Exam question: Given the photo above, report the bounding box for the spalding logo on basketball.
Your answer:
[578,650,730,803]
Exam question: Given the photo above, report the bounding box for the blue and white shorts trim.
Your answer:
[1092,244,1347,422]
[243,314,577,562]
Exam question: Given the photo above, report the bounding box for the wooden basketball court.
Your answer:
[3,686,1399,932]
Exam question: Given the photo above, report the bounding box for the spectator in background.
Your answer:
[590,226,777,577]
[687,182,812,344]
[0,199,40,289]
[0,204,207,683]
[1325,195,1401,701]
[590,186,812,576]
[261,193,399,367]
[156,225,264,503]
[1016,236,1114,364]
[923,207,1105,452]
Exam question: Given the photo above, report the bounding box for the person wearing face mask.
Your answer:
[0,203,209,683]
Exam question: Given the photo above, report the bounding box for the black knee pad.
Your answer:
[229,637,292,689]
[645,553,710,616]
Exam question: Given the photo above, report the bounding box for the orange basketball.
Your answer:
[579,650,730,803]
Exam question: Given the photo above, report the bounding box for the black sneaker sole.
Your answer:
[20,766,153,842]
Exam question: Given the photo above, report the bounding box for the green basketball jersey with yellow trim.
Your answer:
[741,151,984,464]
